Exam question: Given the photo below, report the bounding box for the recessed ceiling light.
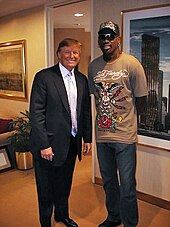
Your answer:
[74,13,84,17]
[74,23,82,26]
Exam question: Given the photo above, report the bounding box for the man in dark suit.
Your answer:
[29,38,92,227]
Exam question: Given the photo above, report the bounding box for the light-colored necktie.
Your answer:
[67,72,77,137]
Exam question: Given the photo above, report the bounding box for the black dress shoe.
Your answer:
[55,217,78,227]
[98,219,121,227]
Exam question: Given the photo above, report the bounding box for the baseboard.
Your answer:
[94,177,170,210]
[137,191,170,210]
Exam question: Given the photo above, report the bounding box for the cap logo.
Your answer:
[98,21,120,36]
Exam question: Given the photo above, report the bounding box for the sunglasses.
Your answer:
[98,33,116,41]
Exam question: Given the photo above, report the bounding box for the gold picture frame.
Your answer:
[0,39,27,101]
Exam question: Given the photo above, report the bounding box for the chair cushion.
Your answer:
[0,119,13,134]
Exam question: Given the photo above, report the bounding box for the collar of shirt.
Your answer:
[59,62,76,81]
[59,62,77,93]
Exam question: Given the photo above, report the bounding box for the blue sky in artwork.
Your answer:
[130,15,170,80]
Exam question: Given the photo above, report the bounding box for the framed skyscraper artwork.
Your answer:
[121,4,170,141]
[0,40,27,101]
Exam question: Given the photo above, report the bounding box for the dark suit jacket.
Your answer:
[29,64,92,166]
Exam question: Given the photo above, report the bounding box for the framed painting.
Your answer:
[0,39,27,101]
[0,147,12,173]
[121,4,170,141]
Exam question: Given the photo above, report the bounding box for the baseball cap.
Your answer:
[98,21,120,36]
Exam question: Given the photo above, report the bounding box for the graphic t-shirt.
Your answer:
[88,52,148,143]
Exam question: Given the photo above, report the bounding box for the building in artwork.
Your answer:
[139,34,170,139]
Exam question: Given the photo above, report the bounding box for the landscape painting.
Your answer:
[0,40,27,100]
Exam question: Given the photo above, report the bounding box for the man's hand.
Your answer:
[41,147,54,161]
[83,143,91,155]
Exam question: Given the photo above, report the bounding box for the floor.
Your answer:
[0,154,170,227]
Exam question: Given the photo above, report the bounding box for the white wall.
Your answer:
[136,144,170,201]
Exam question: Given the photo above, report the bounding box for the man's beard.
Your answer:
[103,52,112,62]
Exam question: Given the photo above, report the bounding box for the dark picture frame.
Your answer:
[0,39,27,101]
[0,147,12,173]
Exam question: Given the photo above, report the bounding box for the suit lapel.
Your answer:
[75,71,83,120]
[52,64,70,114]
[51,64,84,119]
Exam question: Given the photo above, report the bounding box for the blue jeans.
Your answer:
[97,142,138,227]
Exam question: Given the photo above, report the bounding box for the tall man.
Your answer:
[88,21,148,227]
[30,38,92,227]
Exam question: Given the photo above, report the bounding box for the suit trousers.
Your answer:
[34,136,77,227]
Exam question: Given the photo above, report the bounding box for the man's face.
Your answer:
[58,44,81,71]
[98,30,120,58]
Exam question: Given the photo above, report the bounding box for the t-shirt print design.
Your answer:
[94,69,128,132]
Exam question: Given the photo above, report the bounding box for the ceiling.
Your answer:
[0,0,91,31]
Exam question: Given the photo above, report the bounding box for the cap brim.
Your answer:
[98,28,116,35]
